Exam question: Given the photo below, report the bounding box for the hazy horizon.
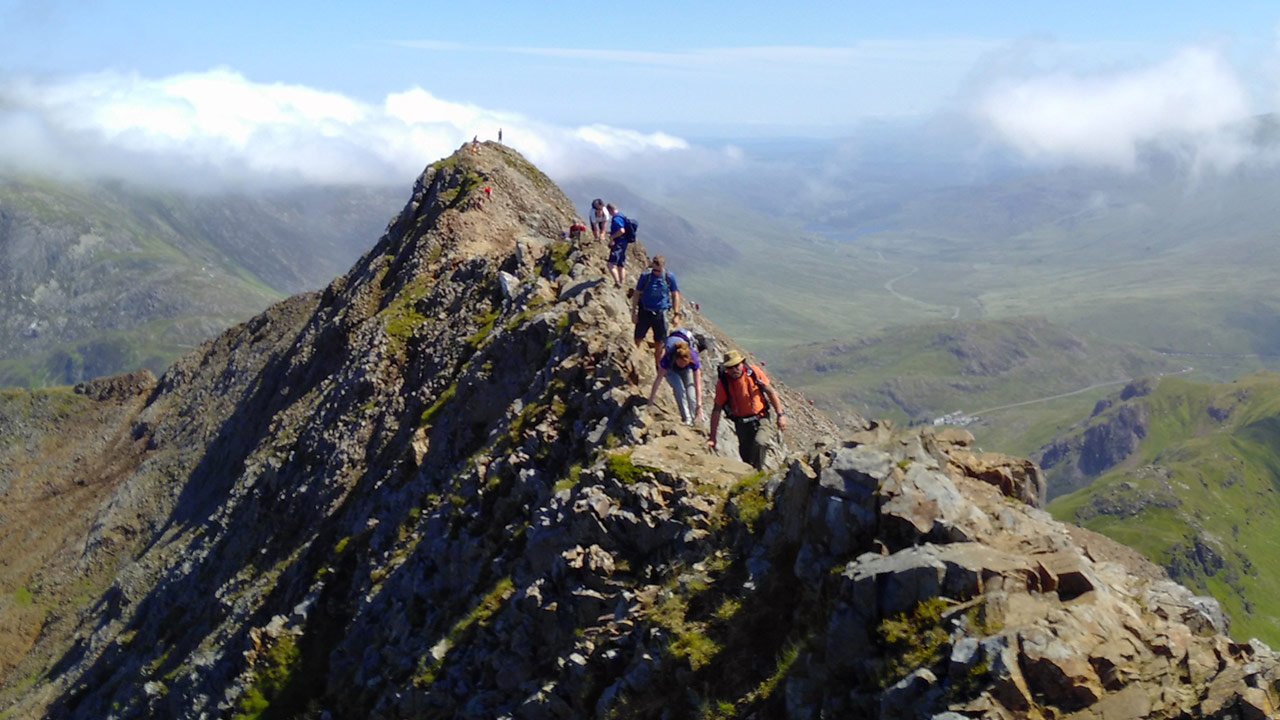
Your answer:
[3,3,1280,192]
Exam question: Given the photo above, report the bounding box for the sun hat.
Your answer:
[722,350,745,368]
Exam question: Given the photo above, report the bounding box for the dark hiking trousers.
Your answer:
[731,415,769,470]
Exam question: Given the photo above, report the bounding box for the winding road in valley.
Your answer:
[969,366,1194,416]
[876,252,961,320]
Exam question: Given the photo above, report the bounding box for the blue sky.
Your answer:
[2,1,1279,186]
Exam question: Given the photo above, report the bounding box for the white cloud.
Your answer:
[0,68,703,190]
[976,47,1256,170]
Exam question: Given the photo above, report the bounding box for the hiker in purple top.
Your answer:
[646,315,703,425]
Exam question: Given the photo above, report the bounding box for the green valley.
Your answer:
[1048,372,1280,645]
[567,139,1280,457]
[771,317,1181,454]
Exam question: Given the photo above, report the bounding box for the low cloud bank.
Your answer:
[976,47,1262,172]
[0,68,719,191]
[9,47,1264,195]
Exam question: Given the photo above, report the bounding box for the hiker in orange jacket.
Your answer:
[708,350,787,469]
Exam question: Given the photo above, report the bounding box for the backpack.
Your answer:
[717,364,769,419]
[669,328,707,353]
[637,270,672,311]
[623,216,638,239]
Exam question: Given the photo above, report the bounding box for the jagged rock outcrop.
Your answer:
[1038,382,1152,499]
[1,144,1276,719]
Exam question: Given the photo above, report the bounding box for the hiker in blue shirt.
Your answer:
[646,315,704,425]
[607,203,631,288]
[631,255,682,368]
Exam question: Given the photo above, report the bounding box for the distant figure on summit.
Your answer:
[631,255,681,367]
[606,203,633,287]
[708,350,787,470]
[498,128,503,143]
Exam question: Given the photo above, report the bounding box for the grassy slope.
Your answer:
[0,386,145,687]
[770,317,1179,455]
[1049,373,1280,644]
[971,389,1114,458]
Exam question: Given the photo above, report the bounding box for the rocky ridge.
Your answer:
[0,143,1276,719]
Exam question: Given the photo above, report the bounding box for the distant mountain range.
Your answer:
[0,176,403,386]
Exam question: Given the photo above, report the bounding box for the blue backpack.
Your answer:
[638,270,672,311]
[623,216,638,239]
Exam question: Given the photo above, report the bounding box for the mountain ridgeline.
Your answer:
[1,144,1279,719]
[0,177,402,387]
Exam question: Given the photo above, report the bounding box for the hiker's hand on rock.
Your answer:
[777,414,789,432]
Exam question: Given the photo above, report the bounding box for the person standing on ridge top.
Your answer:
[606,203,633,288]
[646,313,703,425]
[708,350,787,470]
[631,255,682,368]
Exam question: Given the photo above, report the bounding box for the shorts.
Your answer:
[634,308,668,344]
[608,243,627,267]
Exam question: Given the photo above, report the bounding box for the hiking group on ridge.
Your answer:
[580,197,787,470]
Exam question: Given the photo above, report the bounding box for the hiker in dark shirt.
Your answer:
[631,255,682,368]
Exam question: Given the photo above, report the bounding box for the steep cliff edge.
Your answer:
[1,144,1276,719]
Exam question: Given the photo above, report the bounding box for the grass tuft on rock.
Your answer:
[875,597,951,688]
[606,452,659,485]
